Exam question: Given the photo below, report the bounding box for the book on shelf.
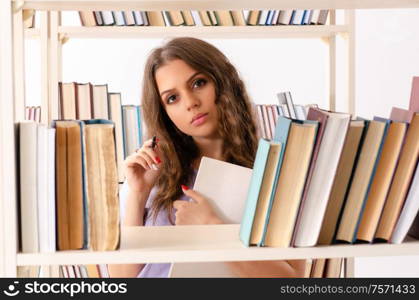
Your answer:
[113,11,126,26]
[76,83,93,120]
[355,119,407,243]
[335,118,389,243]
[54,120,86,250]
[25,106,41,122]
[375,112,419,241]
[108,93,126,182]
[317,119,366,245]
[277,91,297,119]
[146,11,166,26]
[59,82,77,120]
[292,108,350,247]
[91,84,109,119]
[46,119,120,251]
[169,157,253,278]
[84,120,120,251]
[19,122,40,253]
[240,138,272,247]
[391,160,419,243]
[249,140,282,246]
[264,118,318,247]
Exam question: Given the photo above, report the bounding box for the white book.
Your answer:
[258,10,269,25]
[94,11,103,25]
[309,10,320,24]
[74,265,82,278]
[243,10,249,21]
[47,129,56,252]
[101,11,114,25]
[92,84,109,119]
[79,265,89,278]
[122,105,140,157]
[295,104,307,120]
[293,111,350,247]
[266,106,277,137]
[113,11,125,25]
[271,10,280,25]
[98,264,110,278]
[37,125,49,253]
[277,92,297,119]
[391,160,419,244]
[280,104,290,118]
[66,265,76,278]
[109,94,125,182]
[191,10,203,26]
[20,122,39,253]
[291,10,305,25]
[256,105,267,139]
[133,11,144,25]
[278,10,293,25]
[141,11,149,26]
[169,157,253,277]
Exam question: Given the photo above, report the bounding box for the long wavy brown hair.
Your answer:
[141,37,259,224]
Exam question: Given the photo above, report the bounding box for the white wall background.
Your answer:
[25,9,419,277]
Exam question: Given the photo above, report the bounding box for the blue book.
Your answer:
[239,139,272,246]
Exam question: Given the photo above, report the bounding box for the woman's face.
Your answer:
[155,59,220,139]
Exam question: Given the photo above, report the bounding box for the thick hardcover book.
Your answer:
[54,120,86,250]
[335,118,389,243]
[84,120,120,251]
[318,119,366,245]
[264,119,318,247]
[375,113,419,241]
[293,108,350,247]
[356,120,407,242]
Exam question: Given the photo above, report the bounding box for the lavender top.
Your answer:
[119,171,197,278]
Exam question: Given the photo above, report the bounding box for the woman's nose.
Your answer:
[183,91,200,111]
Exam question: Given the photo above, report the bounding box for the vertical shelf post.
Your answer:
[345,10,356,115]
[0,0,18,277]
[40,11,50,125]
[328,10,337,112]
[48,11,61,124]
[13,7,26,122]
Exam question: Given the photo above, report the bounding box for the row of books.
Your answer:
[58,82,146,182]
[240,77,419,248]
[78,10,330,27]
[18,119,121,254]
[255,91,317,140]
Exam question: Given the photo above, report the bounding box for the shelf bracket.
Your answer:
[59,33,69,45]
[13,0,24,13]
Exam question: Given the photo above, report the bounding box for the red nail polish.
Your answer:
[156,157,161,164]
[181,185,189,191]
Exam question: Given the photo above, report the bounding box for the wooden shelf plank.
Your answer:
[57,25,348,39]
[19,0,419,11]
[17,224,419,266]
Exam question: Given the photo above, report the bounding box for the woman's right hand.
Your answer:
[124,137,162,194]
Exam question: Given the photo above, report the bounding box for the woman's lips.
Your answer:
[191,113,208,126]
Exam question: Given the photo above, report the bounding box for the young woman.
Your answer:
[108,37,306,278]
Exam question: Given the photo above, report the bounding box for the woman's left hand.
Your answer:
[173,186,223,225]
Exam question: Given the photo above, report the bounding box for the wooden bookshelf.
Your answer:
[17,225,419,266]
[57,25,349,39]
[1,0,419,277]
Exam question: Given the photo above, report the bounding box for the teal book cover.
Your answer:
[239,138,271,246]
[258,116,292,246]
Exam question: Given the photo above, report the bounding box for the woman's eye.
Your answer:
[193,78,207,88]
[167,95,177,104]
